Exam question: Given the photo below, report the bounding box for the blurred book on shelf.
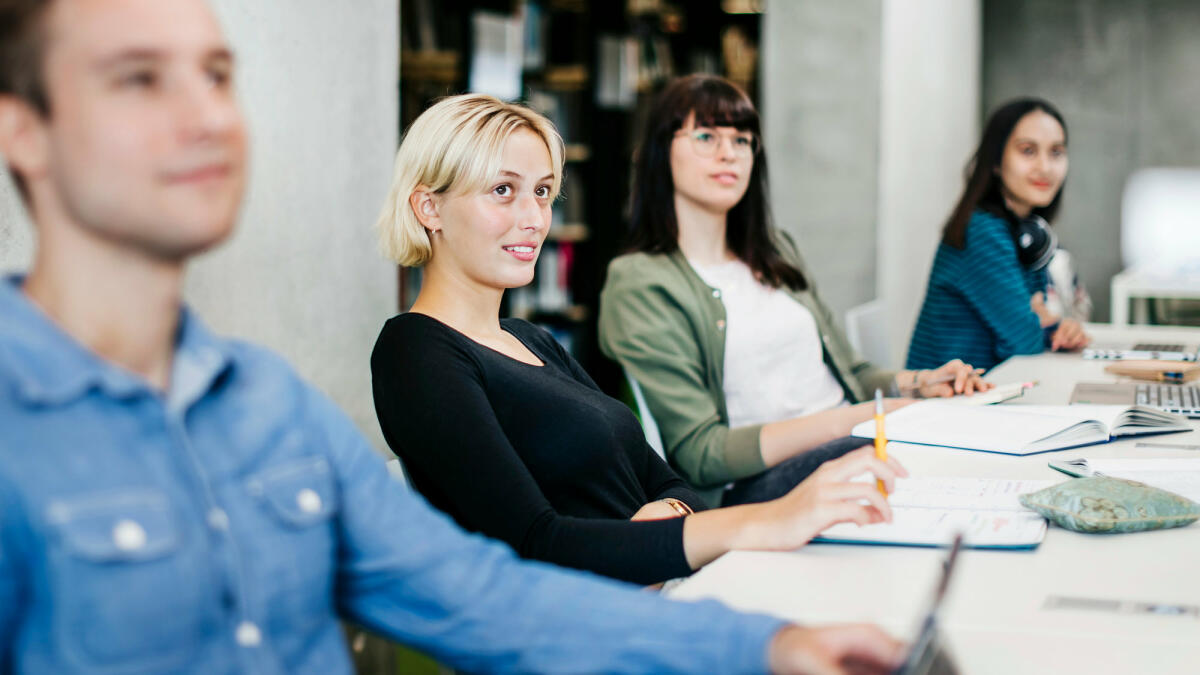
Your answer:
[470,11,524,100]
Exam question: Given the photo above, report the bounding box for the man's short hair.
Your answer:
[0,0,54,201]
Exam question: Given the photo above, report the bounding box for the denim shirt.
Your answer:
[0,277,782,674]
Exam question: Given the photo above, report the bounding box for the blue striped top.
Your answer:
[906,209,1049,372]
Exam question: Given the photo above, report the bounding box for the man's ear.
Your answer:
[0,96,49,183]
[408,185,442,235]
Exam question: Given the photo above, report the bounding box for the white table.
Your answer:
[668,324,1200,674]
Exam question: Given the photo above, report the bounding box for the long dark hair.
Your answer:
[942,98,1068,249]
[625,74,806,291]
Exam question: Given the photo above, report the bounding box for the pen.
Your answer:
[874,388,888,497]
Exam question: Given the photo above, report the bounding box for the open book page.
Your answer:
[815,477,1053,549]
[1078,458,1200,503]
[851,402,1110,454]
[1016,404,1188,436]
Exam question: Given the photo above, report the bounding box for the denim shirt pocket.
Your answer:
[243,456,339,626]
[246,455,338,528]
[46,489,214,672]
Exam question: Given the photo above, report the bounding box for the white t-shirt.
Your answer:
[691,259,846,428]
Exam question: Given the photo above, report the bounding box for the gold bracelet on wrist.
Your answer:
[661,497,694,517]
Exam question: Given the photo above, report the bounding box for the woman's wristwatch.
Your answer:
[660,497,694,517]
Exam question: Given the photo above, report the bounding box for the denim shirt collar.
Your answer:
[0,275,233,410]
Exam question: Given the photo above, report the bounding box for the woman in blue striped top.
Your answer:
[907,98,1090,372]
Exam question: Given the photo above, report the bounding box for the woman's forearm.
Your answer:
[679,502,763,569]
[757,403,875,468]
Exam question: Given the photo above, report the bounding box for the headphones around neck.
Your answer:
[1013,214,1057,270]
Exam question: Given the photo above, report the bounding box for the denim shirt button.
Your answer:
[207,508,230,531]
[112,519,147,552]
[236,621,262,647]
[296,488,322,514]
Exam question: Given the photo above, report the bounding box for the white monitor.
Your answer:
[1121,167,1200,274]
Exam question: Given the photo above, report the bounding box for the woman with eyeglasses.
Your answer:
[598,75,988,509]
[906,98,1090,373]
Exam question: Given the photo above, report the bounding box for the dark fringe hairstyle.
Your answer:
[942,98,1068,249]
[625,73,806,291]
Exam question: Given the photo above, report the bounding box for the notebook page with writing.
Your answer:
[814,477,1053,549]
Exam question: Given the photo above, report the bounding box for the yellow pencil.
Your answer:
[874,388,888,497]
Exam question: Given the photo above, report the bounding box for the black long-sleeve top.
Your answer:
[371,313,704,585]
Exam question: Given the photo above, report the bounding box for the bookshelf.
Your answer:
[398,0,761,396]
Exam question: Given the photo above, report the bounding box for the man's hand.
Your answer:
[768,624,906,675]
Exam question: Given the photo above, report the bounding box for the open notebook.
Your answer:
[814,476,1052,549]
[1049,458,1200,503]
[851,401,1191,456]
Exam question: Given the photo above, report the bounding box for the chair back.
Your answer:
[385,457,410,487]
[845,299,890,368]
[623,368,667,459]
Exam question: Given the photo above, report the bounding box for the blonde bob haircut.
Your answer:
[375,93,565,267]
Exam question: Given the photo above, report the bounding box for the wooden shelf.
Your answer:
[512,304,590,323]
[400,50,460,83]
[547,223,590,242]
[564,144,591,162]
[540,64,589,90]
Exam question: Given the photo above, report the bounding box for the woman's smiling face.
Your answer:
[997,109,1068,217]
[429,128,555,290]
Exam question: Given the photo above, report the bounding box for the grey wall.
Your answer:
[0,1,399,451]
[763,0,883,322]
[984,0,1200,321]
[0,171,32,272]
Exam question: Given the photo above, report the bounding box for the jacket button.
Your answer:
[296,488,323,514]
[112,519,147,552]
[712,289,721,298]
[236,621,263,647]
[716,319,726,330]
[208,508,230,531]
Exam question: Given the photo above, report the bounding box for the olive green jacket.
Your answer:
[598,236,895,507]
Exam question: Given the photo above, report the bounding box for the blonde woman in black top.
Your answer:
[370,93,906,586]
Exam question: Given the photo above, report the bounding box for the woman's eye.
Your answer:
[695,131,715,143]
[207,67,232,88]
[734,136,751,146]
[120,71,157,89]
[535,186,550,198]
[494,185,511,197]
[1021,146,1035,156]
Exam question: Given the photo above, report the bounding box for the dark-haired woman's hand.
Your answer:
[1051,318,1090,351]
[911,359,992,397]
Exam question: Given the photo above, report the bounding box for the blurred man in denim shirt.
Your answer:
[0,0,903,672]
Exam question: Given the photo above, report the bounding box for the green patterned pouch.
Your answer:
[1019,476,1200,534]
